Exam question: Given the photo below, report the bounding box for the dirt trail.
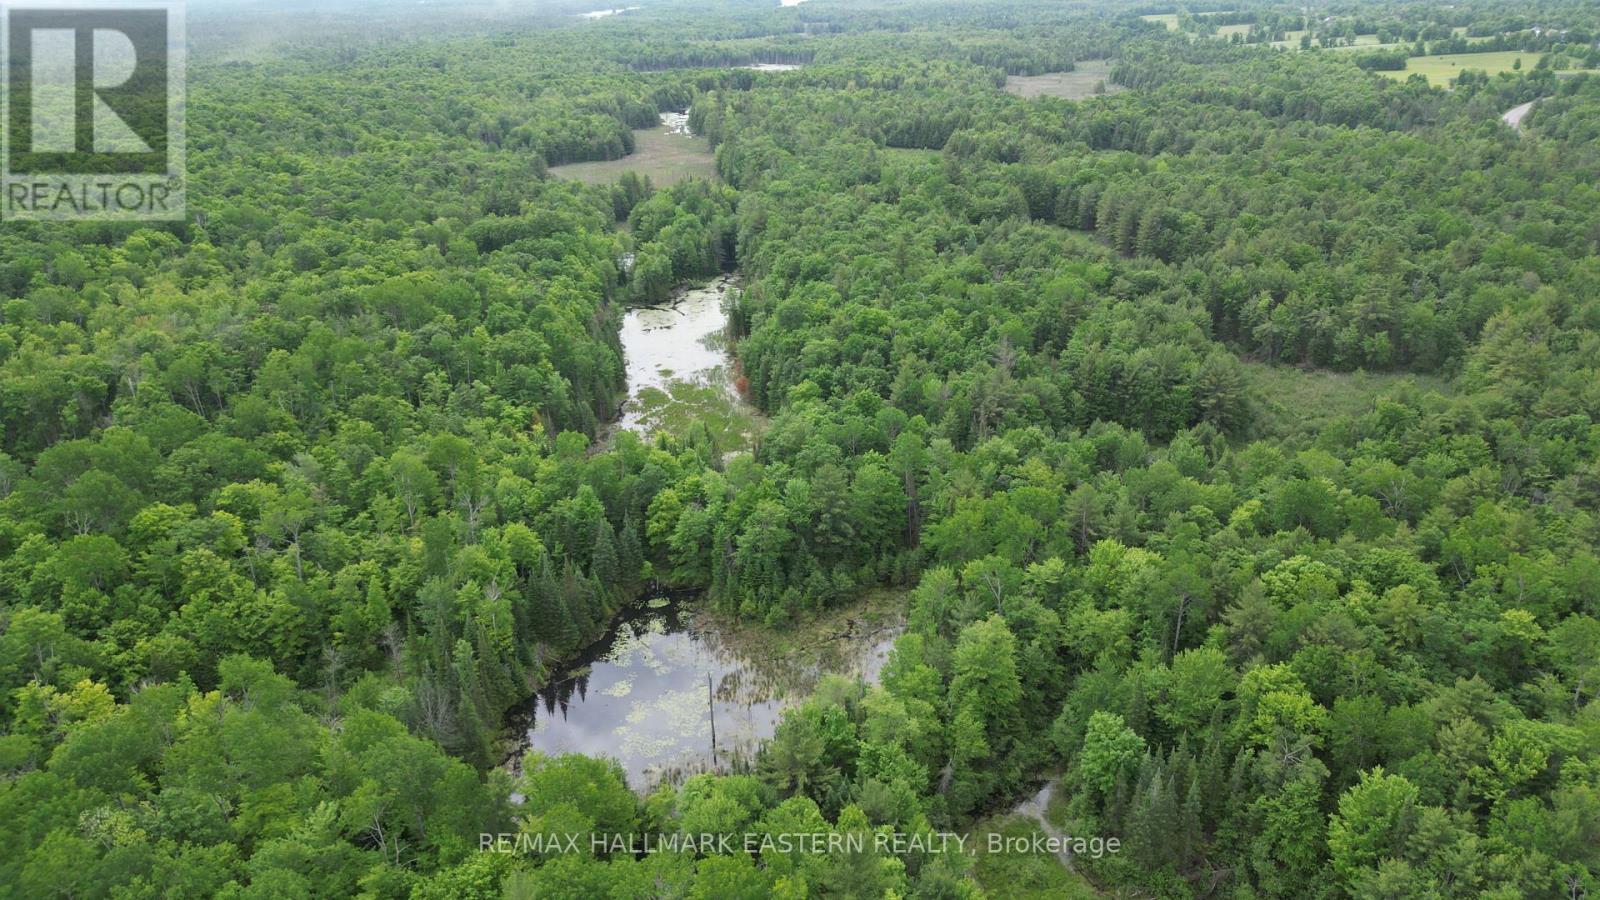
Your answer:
[1502,99,1539,131]
[1012,780,1075,871]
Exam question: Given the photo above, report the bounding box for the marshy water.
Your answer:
[605,272,762,449]
[513,265,888,792]
[515,595,901,791]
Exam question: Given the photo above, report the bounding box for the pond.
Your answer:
[509,262,883,793]
[604,272,762,451]
[513,594,902,791]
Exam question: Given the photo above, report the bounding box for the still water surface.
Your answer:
[612,273,748,437]
[516,272,890,791]
[518,596,899,791]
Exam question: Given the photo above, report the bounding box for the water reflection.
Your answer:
[605,274,761,450]
[519,596,900,792]
[576,7,640,20]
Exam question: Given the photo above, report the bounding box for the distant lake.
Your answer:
[577,7,640,20]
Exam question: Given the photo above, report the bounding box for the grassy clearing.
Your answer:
[1323,40,1407,53]
[1139,13,1178,30]
[1214,23,1252,40]
[1274,30,1491,53]
[548,122,717,186]
[1378,50,1545,87]
[1243,361,1450,441]
[969,816,1104,899]
[1005,60,1124,100]
[1270,29,1308,48]
[1287,35,1396,51]
[1448,27,1494,44]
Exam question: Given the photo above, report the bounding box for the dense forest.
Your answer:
[2,0,1599,897]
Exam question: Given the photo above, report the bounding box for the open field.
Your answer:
[1378,50,1545,87]
[548,120,717,186]
[1243,362,1450,441]
[1332,42,1408,52]
[1005,59,1123,100]
[1448,26,1494,43]
[1330,35,1399,51]
[1275,29,1492,52]
[1215,23,1252,39]
[1140,13,1178,30]
[1279,33,1389,49]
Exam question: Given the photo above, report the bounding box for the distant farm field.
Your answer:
[548,122,717,186]
[1279,33,1388,49]
[1378,50,1545,87]
[1005,59,1124,99]
[1140,13,1178,30]
[1275,30,1491,52]
[1285,34,1396,51]
[1449,26,1494,43]
[1337,43,1408,53]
